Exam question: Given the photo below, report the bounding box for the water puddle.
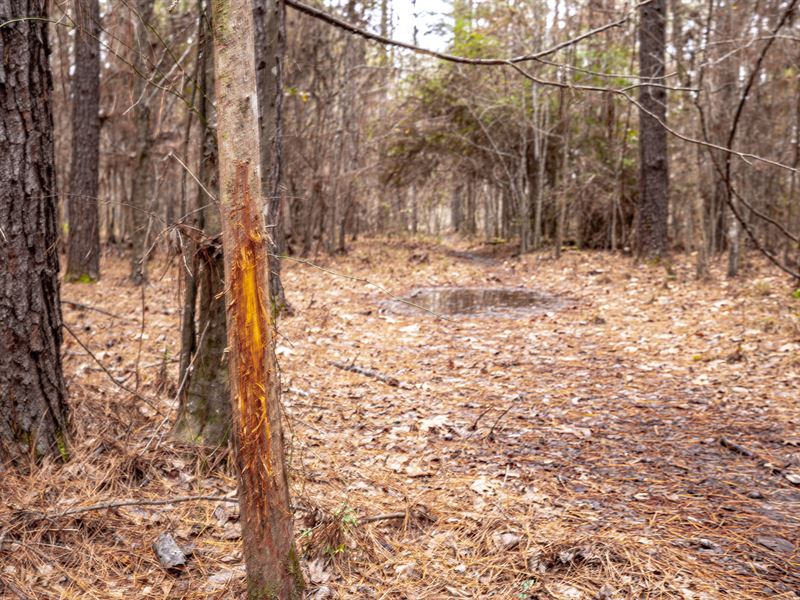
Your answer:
[382,287,569,318]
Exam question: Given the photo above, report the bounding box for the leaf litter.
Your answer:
[1,239,798,599]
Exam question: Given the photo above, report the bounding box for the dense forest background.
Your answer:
[49,0,800,276]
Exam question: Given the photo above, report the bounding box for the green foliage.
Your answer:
[335,504,359,527]
[56,430,70,462]
[323,542,346,557]
[792,288,800,299]
[285,86,310,103]
[287,545,306,597]
[516,578,537,599]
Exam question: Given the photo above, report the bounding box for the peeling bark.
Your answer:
[210,0,303,596]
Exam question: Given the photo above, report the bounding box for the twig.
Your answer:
[0,577,32,600]
[168,151,217,202]
[62,322,164,415]
[470,407,493,431]
[135,278,147,390]
[62,299,129,321]
[141,317,213,456]
[33,495,238,519]
[719,437,755,458]
[487,399,520,441]
[330,360,400,387]
[358,512,407,525]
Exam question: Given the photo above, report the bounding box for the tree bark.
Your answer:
[254,0,291,314]
[0,0,69,467]
[175,3,230,446]
[66,0,102,282]
[129,0,155,284]
[636,0,669,260]
[210,0,303,596]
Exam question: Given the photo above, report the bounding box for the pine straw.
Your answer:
[2,240,799,599]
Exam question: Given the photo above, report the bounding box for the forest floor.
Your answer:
[2,238,799,600]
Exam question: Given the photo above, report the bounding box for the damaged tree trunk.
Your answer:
[210,0,303,597]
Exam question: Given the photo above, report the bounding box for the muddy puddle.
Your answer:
[381,287,570,318]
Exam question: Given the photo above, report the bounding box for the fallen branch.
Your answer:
[330,360,400,387]
[24,496,415,529]
[719,436,755,458]
[62,299,129,321]
[38,495,239,519]
[358,512,407,525]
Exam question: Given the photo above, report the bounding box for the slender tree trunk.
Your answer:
[786,67,800,269]
[175,2,230,446]
[466,177,476,235]
[254,0,290,314]
[531,86,547,250]
[411,185,418,234]
[520,153,532,253]
[66,0,101,282]
[636,0,669,260]
[0,0,69,466]
[555,85,571,259]
[451,183,462,232]
[210,0,303,596]
[129,0,154,284]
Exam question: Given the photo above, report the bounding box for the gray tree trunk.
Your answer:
[174,4,230,446]
[636,0,669,260]
[0,0,69,467]
[66,0,102,282]
[254,0,290,315]
[129,0,154,284]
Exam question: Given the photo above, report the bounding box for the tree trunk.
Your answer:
[66,0,101,282]
[555,85,571,259]
[174,237,230,444]
[175,3,230,446]
[210,0,303,596]
[129,0,154,284]
[636,0,669,260]
[0,0,69,467]
[451,184,462,232]
[411,185,418,234]
[254,0,291,315]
